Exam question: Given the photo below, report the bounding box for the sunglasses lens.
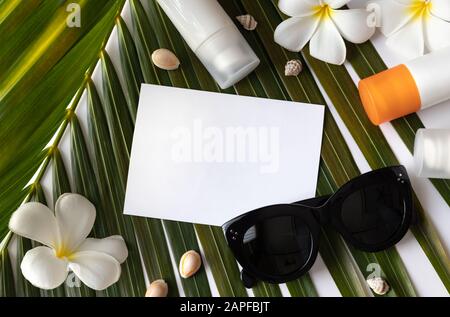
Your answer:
[241,216,312,277]
[340,182,405,245]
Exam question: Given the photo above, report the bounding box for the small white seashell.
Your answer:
[151,48,180,71]
[367,277,390,295]
[285,59,303,77]
[145,279,168,297]
[179,250,202,279]
[236,14,258,31]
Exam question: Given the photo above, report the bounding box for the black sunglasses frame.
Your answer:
[222,166,417,288]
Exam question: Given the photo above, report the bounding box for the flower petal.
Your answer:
[68,251,121,291]
[425,13,450,51]
[332,9,376,43]
[274,16,320,52]
[55,193,96,252]
[376,0,414,36]
[9,202,58,248]
[431,0,450,21]
[76,236,128,264]
[325,0,351,9]
[278,0,319,17]
[386,19,425,59]
[21,246,68,290]
[309,17,347,65]
[393,0,417,4]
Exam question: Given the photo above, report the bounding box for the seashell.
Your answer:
[145,279,168,297]
[151,48,180,71]
[236,14,258,31]
[285,59,303,76]
[179,250,202,279]
[367,277,390,295]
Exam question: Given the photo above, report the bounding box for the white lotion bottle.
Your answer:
[359,46,450,125]
[156,0,260,89]
[414,129,450,179]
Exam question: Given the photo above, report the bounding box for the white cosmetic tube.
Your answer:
[414,129,450,179]
[156,0,260,89]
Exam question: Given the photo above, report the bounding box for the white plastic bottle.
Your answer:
[156,0,260,89]
[414,129,450,179]
[359,46,450,125]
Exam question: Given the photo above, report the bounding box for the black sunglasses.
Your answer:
[222,166,417,288]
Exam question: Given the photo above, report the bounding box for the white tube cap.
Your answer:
[195,26,260,89]
[414,129,450,179]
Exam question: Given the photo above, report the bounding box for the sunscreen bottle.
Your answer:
[358,47,450,125]
[156,0,260,89]
[414,129,450,179]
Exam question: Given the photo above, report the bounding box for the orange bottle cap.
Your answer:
[358,64,422,125]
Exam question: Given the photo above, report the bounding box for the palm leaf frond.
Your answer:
[0,234,15,297]
[163,221,212,297]
[0,0,447,297]
[0,0,125,240]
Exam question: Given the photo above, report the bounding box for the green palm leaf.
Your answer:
[71,113,146,297]
[163,221,212,297]
[0,0,62,73]
[86,67,178,296]
[195,225,248,297]
[0,0,447,298]
[13,235,40,297]
[116,16,142,122]
[97,26,207,297]
[253,282,284,297]
[116,17,185,296]
[11,184,44,297]
[0,233,15,297]
[0,0,125,240]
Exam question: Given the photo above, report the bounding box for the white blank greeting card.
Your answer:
[124,84,325,225]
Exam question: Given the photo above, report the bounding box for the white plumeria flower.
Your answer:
[9,193,128,290]
[274,0,375,65]
[376,0,450,59]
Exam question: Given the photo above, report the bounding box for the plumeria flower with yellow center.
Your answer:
[9,193,128,290]
[274,0,375,65]
[376,0,450,59]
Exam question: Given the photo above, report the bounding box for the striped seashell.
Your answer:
[367,277,390,295]
[236,14,258,31]
[285,59,303,76]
